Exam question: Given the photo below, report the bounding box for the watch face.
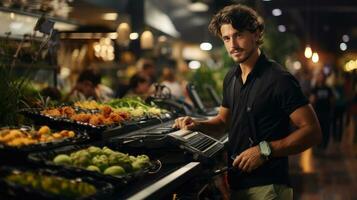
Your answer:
[260,141,271,156]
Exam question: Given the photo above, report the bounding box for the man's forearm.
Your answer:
[270,124,321,157]
[196,116,228,137]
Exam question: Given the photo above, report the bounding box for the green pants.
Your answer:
[230,184,293,200]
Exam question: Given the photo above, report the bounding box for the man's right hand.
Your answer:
[172,116,200,130]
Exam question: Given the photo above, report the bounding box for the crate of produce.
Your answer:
[28,144,161,186]
[0,125,90,159]
[21,99,173,139]
[0,165,114,200]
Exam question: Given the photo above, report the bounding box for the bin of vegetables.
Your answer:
[0,165,114,200]
[29,145,161,185]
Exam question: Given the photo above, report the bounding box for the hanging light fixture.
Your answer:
[140,30,154,49]
[304,46,312,58]
[116,22,131,46]
[312,52,319,63]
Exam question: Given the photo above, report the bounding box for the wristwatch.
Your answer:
[258,141,271,160]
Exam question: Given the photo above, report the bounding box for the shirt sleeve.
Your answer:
[274,73,309,115]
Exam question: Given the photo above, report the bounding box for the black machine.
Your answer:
[186,83,218,116]
[147,97,194,116]
[137,84,225,162]
[111,121,224,162]
[204,84,222,107]
[147,83,205,117]
[167,129,224,161]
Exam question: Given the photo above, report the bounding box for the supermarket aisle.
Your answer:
[290,118,357,200]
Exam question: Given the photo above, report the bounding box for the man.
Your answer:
[310,72,334,150]
[173,4,321,200]
[140,59,157,84]
[125,73,152,99]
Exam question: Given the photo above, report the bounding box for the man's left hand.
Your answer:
[232,146,265,173]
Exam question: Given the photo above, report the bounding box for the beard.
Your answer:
[230,47,255,64]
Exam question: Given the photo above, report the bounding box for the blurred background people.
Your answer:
[331,72,347,142]
[115,58,157,98]
[66,69,113,101]
[160,67,185,100]
[124,73,152,99]
[310,72,335,150]
[139,59,157,84]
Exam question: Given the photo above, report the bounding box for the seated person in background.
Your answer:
[66,69,113,101]
[96,81,114,102]
[161,67,185,100]
[66,69,98,101]
[140,59,157,84]
[124,73,152,99]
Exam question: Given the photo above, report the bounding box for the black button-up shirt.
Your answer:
[222,53,308,189]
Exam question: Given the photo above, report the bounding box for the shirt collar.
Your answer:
[234,52,268,78]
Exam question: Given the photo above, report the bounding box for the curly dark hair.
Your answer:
[208,4,264,45]
[129,73,150,89]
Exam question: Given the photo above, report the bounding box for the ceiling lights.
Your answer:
[312,52,319,63]
[272,8,282,16]
[200,42,212,51]
[116,22,131,46]
[278,25,286,32]
[93,37,115,61]
[304,46,320,64]
[342,34,350,42]
[304,46,313,58]
[339,43,347,51]
[101,13,118,21]
[188,2,209,12]
[140,30,154,49]
[188,60,201,69]
[129,32,139,40]
[344,60,357,72]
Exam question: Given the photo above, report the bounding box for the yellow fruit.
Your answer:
[60,130,69,136]
[38,126,51,135]
[68,131,75,137]
[9,130,22,138]
[52,133,62,139]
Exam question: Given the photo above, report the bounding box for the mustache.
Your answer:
[230,48,244,54]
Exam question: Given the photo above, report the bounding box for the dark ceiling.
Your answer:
[1,0,356,54]
[258,0,357,53]
[144,0,357,53]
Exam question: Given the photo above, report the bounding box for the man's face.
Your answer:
[220,24,259,63]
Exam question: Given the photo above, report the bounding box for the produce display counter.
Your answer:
[0,99,228,200]
[123,162,201,200]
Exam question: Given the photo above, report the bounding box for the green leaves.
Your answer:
[0,63,29,126]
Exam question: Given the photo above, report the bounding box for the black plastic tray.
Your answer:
[0,126,90,158]
[28,144,162,186]
[21,108,107,138]
[21,108,174,140]
[0,165,114,200]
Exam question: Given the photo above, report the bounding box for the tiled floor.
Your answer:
[290,118,357,200]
